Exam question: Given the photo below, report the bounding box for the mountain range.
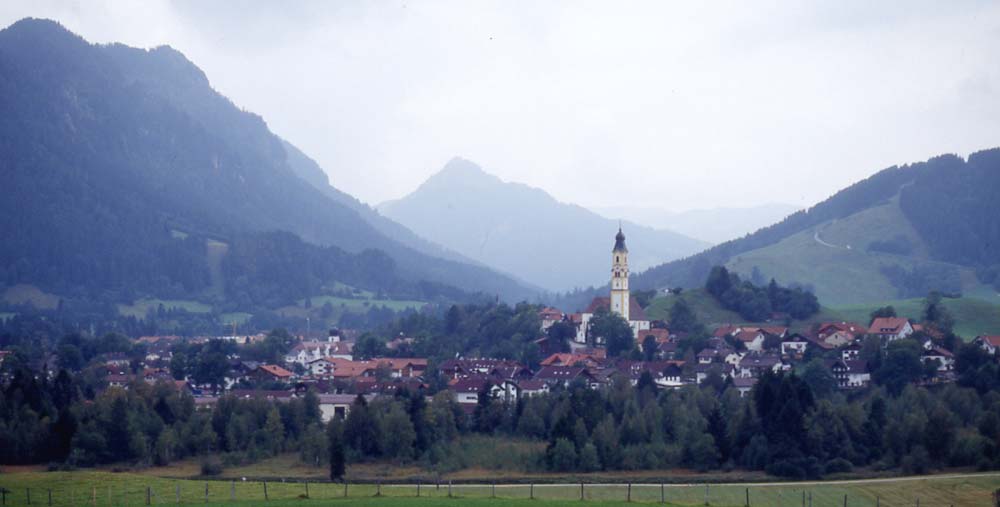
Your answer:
[0,18,536,313]
[378,158,709,291]
[592,203,801,245]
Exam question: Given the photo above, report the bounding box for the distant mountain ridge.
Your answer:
[632,150,1000,305]
[592,203,801,244]
[0,18,536,309]
[379,158,710,291]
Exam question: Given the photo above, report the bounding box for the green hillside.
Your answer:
[635,151,1000,308]
[834,296,1000,340]
[644,288,843,333]
[725,198,994,306]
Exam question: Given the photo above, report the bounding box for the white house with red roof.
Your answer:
[868,317,914,342]
[974,335,1000,355]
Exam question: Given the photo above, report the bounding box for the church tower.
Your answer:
[610,225,630,321]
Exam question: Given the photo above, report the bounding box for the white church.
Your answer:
[572,227,651,345]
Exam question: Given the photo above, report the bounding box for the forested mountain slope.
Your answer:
[0,18,535,309]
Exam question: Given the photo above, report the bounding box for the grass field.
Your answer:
[220,312,254,326]
[297,295,427,313]
[0,470,997,507]
[1,284,60,310]
[833,296,1000,340]
[117,299,213,318]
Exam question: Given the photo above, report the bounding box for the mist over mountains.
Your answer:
[592,203,801,245]
[378,158,709,291]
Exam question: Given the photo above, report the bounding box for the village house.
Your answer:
[317,393,375,422]
[841,341,863,361]
[538,307,564,331]
[516,379,550,397]
[734,328,767,352]
[922,346,955,372]
[974,335,1000,355]
[829,359,871,389]
[735,353,787,378]
[732,377,757,397]
[249,364,294,383]
[439,358,524,379]
[868,317,914,342]
[284,340,353,366]
[815,322,866,347]
[780,334,810,357]
[533,365,595,388]
[539,352,603,368]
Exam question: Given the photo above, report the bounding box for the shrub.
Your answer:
[200,456,223,476]
[824,458,853,475]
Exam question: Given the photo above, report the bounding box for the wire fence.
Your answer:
[0,478,994,507]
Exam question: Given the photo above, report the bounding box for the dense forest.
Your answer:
[705,266,821,321]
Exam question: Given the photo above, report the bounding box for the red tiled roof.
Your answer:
[257,364,293,378]
[977,335,1000,347]
[869,317,910,334]
[734,329,764,342]
[639,328,671,343]
[713,325,739,338]
[539,307,563,320]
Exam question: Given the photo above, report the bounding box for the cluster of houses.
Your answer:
[69,310,997,424]
[4,230,999,424]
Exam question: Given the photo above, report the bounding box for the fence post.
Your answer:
[661,483,665,504]
[745,487,749,507]
[47,490,51,507]
[580,482,584,501]
[705,484,709,506]
[916,497,920,507]
[262,482,267,502]
[448,480,452,498]
[802,490,805,507]
[627,483,631,503]
[530,483,534,500]
[416,482,420,498]
[92,487,96,507]
[27,488,31,506]
[146,487,150,506]
[175,484,179,504]
[492,481,496,499]
[304,481,309,499]
[230,481,235,501]
[2,487,7,507]
[843,494,847,507]
[809,491,812,507]
[376,481,381,497]
[344,482,348,498]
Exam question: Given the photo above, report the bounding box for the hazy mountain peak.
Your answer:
[423,157,501,190]
[381,158,709,291]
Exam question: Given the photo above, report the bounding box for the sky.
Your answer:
[2,1,1000,212]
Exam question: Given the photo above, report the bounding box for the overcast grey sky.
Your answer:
[3,1,1000,212]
